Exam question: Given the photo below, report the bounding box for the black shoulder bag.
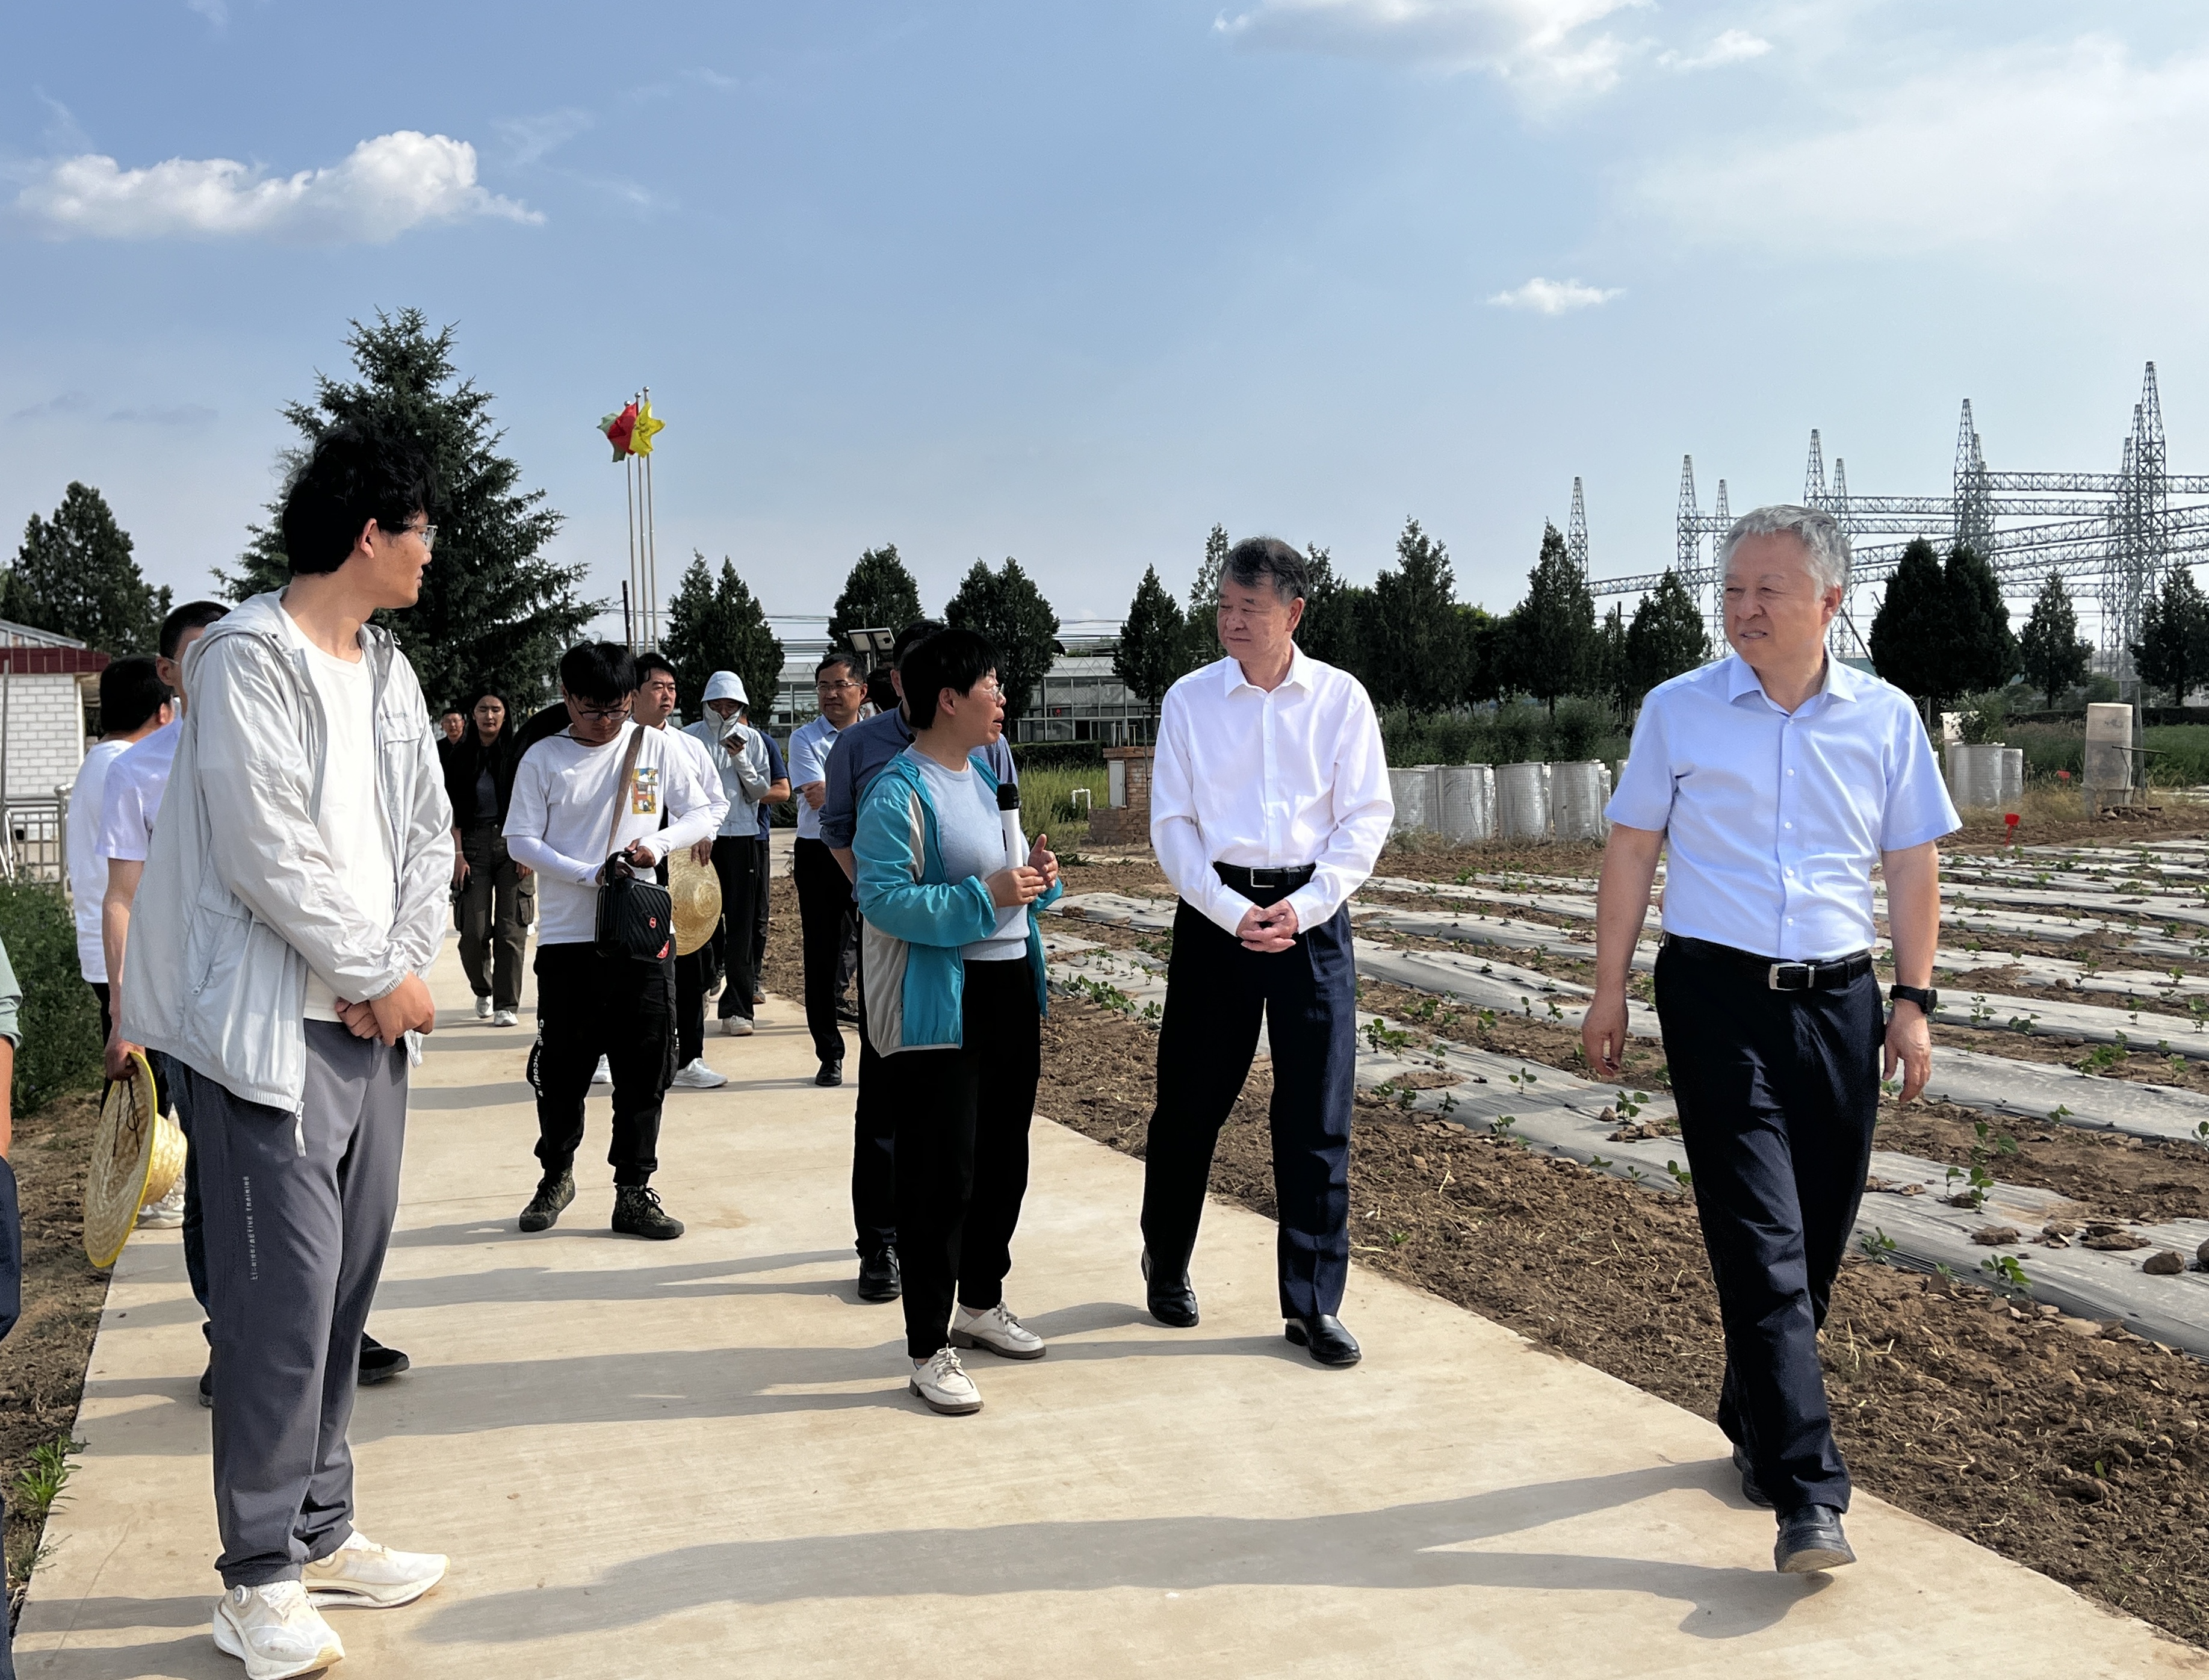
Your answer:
[594,727,675,963]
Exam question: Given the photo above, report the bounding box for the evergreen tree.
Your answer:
[1870,539,1951,706]
[1113,565,1186,707]
[1182,523,1230,669]
[2132,567,2209,707]
[2019,571,2093,704]
[1297,544,1370,677]
[4,482,170,653]
[1945,545,2021,695]
[1509,521,1597,713]
[1595,601,1630,721]
[1464,609,1511,705]
[944,557,1060,727]
[1365,518,1464,714]
[827,544,925,650]
[1624,569,1710,705]
[663,551,785,724]
[221,309,587,710]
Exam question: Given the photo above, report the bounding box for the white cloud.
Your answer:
[1656,28,1770,72]
[1636,36,2209,255]
[497,108,595,168]
[1215,0,1643,94]
[185,0,228,23]
[1489,275,1622,312]
[11,131,539,244]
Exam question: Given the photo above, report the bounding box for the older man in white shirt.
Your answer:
[1142,538,1393,1367]
[1583,504,1956,1576]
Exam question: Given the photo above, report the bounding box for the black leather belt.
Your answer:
[1662,932,1873,991]
[1214,861,1316,893]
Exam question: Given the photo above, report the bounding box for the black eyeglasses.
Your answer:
[569,699,630,722]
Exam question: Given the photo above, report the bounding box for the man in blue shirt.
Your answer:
[787,653,867,1085]
[1584,504,1956,1577]
[821,620,1019,1305]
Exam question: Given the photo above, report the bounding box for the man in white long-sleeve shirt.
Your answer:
[504,642,720,1239]
[1139,538,1393,1368]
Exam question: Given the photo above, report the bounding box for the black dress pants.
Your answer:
[887,959,1041,1359]
[709,836,761,1023]
[457,823,530,1011]
[1141,896,1357,1321]
[850,951,899,1260]
[793,837,859,1065]
[532,941,677,1186]
[1653,941,1882,1516]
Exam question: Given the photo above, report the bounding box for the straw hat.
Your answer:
[84,1051,188,1269]
[669,848,723,956]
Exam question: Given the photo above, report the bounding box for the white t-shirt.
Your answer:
[98,718,181,866]
[67,739,132,982]
[906,749,1027,962]
[278,606,396,1021]
[504,722,722,945]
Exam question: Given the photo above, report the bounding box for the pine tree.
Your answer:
[1870,539,1951,705]
[827,545,925,651]
[1297,544,1369,676]
[1945,545,2021,695]
[1595,601,1630,721]
[944,557,1060,727]
[663,552,786,723]
[1624,569,1709,705]
[1509,521,1597,714]
[2133,567,2209,707]
[220,309,587,710]
[1365,518,1465,714]
[1182,524,1230,669]
[2019,571,2092,704]
[4,482,170,653]
[1113,566,1186,707]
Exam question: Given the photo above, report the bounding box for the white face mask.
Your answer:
[715,709,745,743]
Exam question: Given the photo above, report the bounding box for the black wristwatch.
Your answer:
[1888,984,1939,1015]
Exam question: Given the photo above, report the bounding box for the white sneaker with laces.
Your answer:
[212,1580,344,1679]
[591,1056,612,1083]
[670,1058,728,1090]
[719,1016,755,1038]
[474,996,493,1020]
[951,1301,1046,1360]
[137,1177,187,1229]
[493,1008,518,1027]
[302,1530,448,1609]
[909,1347,982,1415]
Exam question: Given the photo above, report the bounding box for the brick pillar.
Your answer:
[1088,746,1154,846]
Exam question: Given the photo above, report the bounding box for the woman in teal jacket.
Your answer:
[854,627,1062,1416]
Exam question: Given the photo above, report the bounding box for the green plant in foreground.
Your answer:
[1981,1253,2031,1294]
[11,1436,82,1525]
[1664,1159,1693,1191]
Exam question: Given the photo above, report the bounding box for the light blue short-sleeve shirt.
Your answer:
[1606,654,1959,961]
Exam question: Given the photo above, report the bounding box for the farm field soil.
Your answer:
[1033,993,2209,1649]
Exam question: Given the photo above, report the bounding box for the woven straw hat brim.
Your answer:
[85,1052,164,1269]
[669,850,724,956]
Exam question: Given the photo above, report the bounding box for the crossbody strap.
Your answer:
[604,725,648,860]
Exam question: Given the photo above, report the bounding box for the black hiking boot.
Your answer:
[613,1184,686,1241]
[519,1170,575,1233]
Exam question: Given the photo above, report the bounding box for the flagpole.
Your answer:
[623,432,640,653]
[642,384,660,649]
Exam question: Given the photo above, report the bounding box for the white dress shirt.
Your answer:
[1150,648,1394,937]
[1606,653,1958,961]
[67,739,132,982]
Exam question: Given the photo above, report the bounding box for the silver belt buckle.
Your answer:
[1768,961,1811,991]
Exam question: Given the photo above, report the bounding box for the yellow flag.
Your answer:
[631,398,666,457]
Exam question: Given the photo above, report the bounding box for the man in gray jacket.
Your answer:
[123,417,454,1678]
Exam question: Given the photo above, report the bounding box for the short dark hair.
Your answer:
[560,641,637,705]
[891,619,945,669]
[814,652,857,683]
[1222,537,1308,604]
[633,651,677,686]
[278,417,439,577]
[901,626,999,731]
[99,655,170,736]
[160,600,229,662]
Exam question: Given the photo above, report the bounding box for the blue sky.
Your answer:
[5,1,2206,637]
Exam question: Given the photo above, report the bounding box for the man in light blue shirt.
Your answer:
[1583,504,1956,1577]
[788,653,866,1082]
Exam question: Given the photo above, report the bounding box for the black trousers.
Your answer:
[850,950,899,1259]
[457,823,531,1011]
[708,836,761,1023]
[793,837,859,1065]
[886,959,1041,1357]
[1653,942,1881,1516]
[1141,896,1357,1320]
[675,947,711,1065]
[751,833,772,999]
[532,942,677,1186]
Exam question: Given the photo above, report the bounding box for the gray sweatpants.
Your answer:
[178,1022,407,1587]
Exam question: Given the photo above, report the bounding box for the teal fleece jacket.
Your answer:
[854,748,1062,1054]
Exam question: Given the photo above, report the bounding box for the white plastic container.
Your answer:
[1496,761,1552,843]
[1436,764,1496,845]
[1947,743,2010,810]
[1388,765,1440,836]
[1551,761,1609,842]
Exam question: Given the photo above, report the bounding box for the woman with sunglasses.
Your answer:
[853,627,1061,1415]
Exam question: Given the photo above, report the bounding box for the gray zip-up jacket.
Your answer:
[120,591,454,1112]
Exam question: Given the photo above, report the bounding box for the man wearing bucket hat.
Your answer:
[633,652,732,1090]
[684,671,780,1038]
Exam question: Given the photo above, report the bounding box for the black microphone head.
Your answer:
[997,781,1020,811]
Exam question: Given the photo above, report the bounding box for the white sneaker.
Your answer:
[591,1056,612,1083]
[212,1580,344,1679]
[951,1301,1047,1360]
[137,1178,186,1229]
[493,1008,518,1028]
[719,1016,755,1038]
[474,996,493,1020]
[670,1058,728,1090]
[302,1530,448,1609]
[909,1347,982,1415]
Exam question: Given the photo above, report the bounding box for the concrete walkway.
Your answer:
[17,938,2208,1678]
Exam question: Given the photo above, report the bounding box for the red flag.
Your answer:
[599,401,639,460]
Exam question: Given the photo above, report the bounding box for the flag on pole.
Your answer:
[599,401,639,460]
[630,398,665,456]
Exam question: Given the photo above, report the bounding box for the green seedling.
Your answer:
[1492,1114,1518,1137]
[2078,1042,2124,1074]
[1969,994,1994,1025]
[1363,1020,1414,1053]
[1665,1159,1694,1191]
[10,1437,82,1525]
[1614,1089,1649,1120]
[1981,1253,2032,1294]
[1587,1154,1612,1168]
[1859,1227,1899,1259]
[2046,1105,2072,1123]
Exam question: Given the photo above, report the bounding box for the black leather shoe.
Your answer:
[858,1246,902,1303]
[1284,1314,1362,1367]
[1774,1505,1856,1574]
[815,1060,843,1088]
[1142,1249,1198,1328]
[1733,1444,1773,1508]
[199,1360,214,1409]
[358,1334,411,1386]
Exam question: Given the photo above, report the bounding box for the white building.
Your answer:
[1,619,107,881]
